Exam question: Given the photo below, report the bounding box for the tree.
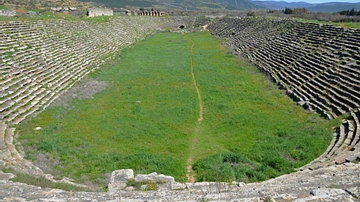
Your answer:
[349,8,356,16]
[284,7,292,15]
[293,8,308,18]
[339,10,349,15]
[247,10,255,16]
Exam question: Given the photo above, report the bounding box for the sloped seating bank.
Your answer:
[207,17,360,169]
[0,16,190,177]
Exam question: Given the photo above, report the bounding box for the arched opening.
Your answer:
[179,25,185,29]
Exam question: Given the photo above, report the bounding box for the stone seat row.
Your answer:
[208,17,360,168]
[300,108,360,170]
[222,19,358,118]
[272,59,354,119]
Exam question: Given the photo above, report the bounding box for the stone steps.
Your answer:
[0,163,358,201]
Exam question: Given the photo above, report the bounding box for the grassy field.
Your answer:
[17,31,339,190]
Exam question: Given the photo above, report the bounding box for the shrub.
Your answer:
[247,10,256,17]
[293,8,309,18]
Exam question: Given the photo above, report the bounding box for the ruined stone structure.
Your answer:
[0,10,16,17]
[87,7,113,17]
[0,16,359,201]
[138,10,165,16]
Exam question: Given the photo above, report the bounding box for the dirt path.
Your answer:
[185,34,204,183]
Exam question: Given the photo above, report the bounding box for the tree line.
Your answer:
[282,7,360,22]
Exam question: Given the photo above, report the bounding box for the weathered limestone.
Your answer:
[0,10,16,17]
[87,8,113,17]
[209,17,358,117]
[134,172,174,183]
[0,163,359,201]
[108,169,134,192]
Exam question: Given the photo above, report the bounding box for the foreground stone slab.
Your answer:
[108,169,134,192]
[135,172,175,183]
[0,163,357,201]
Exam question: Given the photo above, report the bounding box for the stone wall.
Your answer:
[138,11,166,16]
[87,8,113,17]
[0,10,16,17]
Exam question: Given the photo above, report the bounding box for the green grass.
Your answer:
[0,5,9,10]
[17,31,338,188]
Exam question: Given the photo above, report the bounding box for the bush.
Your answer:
[247,10,256,17]
[293,8,309,18]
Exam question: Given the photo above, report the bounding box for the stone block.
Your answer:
[170,182,187,190]
[108,169,134,192]
[134,172,174,183]
[309,188,351,201]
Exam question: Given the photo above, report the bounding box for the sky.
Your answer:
[255,0,360,3]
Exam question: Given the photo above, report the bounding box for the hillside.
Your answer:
[252,1,360,12]
[0,0,89,9]
[76,0,262,10]
[0,0,261,11]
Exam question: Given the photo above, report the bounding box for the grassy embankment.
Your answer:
[0,4,112,22]
[17,31,339,189]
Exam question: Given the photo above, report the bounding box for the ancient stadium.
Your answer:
[0,15,360,201]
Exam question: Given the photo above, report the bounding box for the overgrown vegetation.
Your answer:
[127,178,159,191]
[0,5,9,9]
[3,168,86,191]
[12,173,86,191]
[17,31,338,189]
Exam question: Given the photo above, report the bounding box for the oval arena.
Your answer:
[0,15,360,201]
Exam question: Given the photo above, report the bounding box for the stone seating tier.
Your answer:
[208,17,360,168]
[0,17,359,200]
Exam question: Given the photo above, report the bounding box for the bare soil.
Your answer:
[51,77,108,108]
